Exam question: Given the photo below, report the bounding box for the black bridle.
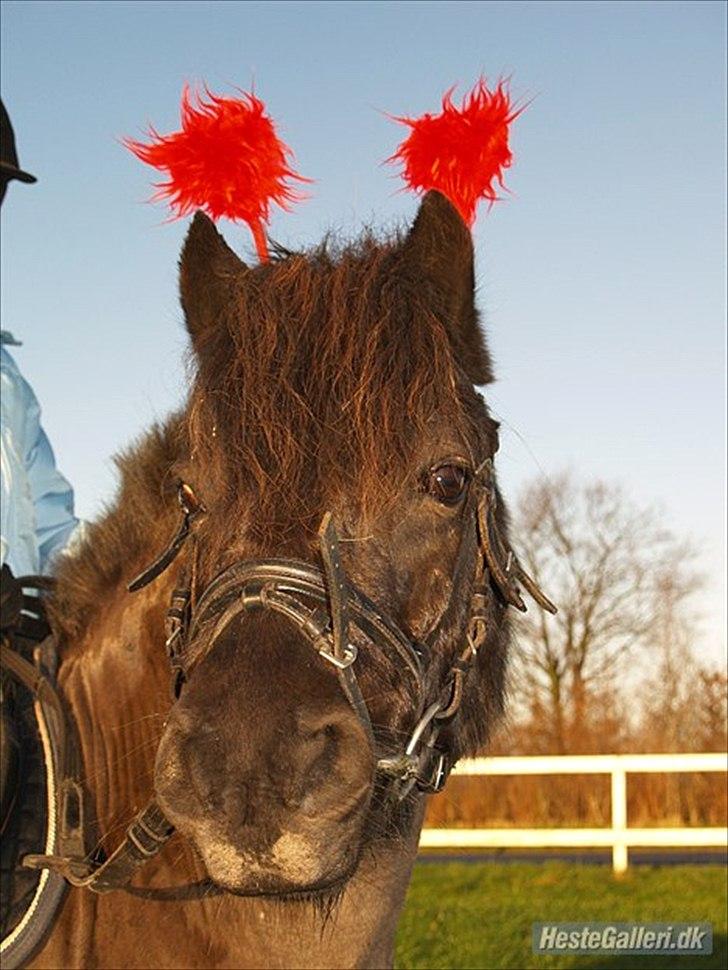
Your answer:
[147,457,555,797]
[18,458,555,893]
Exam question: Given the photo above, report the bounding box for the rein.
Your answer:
[7,459,555,895]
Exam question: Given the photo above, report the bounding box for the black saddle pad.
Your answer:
[1,666,50,940]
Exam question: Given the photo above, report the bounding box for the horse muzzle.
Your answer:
[153,612,375,894]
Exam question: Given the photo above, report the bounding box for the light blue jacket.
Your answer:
[0,331,80,577]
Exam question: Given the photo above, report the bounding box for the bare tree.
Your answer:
[640,569,702,751]
[508,472,702,752]
[639,571,726,754]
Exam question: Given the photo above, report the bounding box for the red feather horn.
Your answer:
[387,78,523,225]
[124,86,310,262]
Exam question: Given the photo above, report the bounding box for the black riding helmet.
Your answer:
[0,100,36,203]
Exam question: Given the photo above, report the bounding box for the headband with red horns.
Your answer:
[125,79,521,262]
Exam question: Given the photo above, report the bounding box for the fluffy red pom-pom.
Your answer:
[124,86,309,261]
[387,79,522,225]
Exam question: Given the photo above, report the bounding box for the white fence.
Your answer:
[419,752,728,872]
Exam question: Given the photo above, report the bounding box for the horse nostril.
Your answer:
[183,740,218,810]
[296,722,339,787]
[293,708,374,805]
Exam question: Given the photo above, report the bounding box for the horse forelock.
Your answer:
[184,231,483,547]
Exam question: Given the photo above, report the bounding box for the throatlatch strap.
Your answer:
[127,483,205,593]
[475,475,557,616]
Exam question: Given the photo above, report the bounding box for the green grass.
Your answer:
[395,862,727,969]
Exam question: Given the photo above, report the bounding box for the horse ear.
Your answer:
[403,190,493,385]
[179,212,247,349]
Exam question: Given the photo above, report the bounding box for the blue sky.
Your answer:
[1,0,725,662]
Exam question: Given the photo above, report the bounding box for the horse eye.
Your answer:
[425,463,470,506]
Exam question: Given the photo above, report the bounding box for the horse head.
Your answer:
[152,190,511,896]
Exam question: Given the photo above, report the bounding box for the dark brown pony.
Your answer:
[32,191,511,969]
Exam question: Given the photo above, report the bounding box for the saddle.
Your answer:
[0,567,70,970]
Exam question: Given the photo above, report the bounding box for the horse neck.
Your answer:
[59,566,176,835]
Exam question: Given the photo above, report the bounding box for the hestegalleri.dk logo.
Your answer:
[532,922,712,956]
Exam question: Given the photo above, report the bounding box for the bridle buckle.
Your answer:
[317,643,358,670]
[417,748,449,794]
